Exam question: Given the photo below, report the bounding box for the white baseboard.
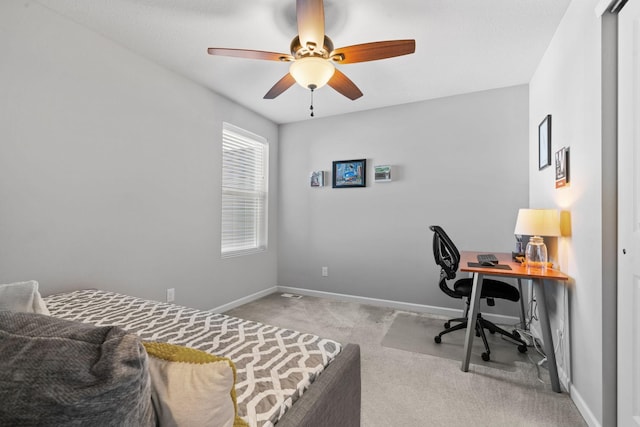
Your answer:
[210,286,277,313]
[558,365,570,393]
[568,383,601,427]
[277,286,521,325]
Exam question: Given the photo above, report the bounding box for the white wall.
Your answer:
[278,85,529,315]
[529,0,608,424]
[0,2,279,310]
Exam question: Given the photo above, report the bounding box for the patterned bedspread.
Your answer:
[44,290,342,427]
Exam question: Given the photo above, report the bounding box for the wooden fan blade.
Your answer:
[208,48,293,62]
[330,40,416,64]
[327,69,363,100]
[296,0,325,51]
[264,73,297,99]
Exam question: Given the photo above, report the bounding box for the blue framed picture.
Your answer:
[332,159,366,188]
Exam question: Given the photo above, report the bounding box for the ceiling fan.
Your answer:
[207,0,415,111]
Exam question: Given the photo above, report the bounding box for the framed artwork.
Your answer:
[374,165,392,182]
[310,171,324,187]
[555,147,570,188]
[538,114,552,170]
[332,159,366,188]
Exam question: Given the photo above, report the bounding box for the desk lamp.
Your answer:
[514,208,561,272]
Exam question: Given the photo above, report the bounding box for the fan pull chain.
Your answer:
[309,87,315,117]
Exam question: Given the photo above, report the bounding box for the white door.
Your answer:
[618,1,640,426]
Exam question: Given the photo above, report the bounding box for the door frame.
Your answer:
[596,1,625,426]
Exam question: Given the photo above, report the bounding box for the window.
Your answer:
[221,123,268,257]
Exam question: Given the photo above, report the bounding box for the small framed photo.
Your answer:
[538,114,552,170]
[310,171,324,187]
[555,147,570,188]
[332,159,366,188]
[374,165,392,182]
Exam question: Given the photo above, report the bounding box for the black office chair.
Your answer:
[429,225,527,361]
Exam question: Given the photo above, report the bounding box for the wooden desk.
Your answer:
[459,251,569,393]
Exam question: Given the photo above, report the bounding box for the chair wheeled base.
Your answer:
[434,312,527,361]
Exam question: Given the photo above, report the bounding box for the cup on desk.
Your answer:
[525,236,548,273]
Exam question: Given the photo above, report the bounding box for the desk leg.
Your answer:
[517,279,527,330]
[535,278,561,393]
[461,273,484,372]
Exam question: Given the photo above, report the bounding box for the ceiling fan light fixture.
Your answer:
[289,57,335,90]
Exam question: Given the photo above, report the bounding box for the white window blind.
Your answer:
[221,123,268,257]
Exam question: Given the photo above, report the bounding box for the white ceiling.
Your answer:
[36,0,570,124]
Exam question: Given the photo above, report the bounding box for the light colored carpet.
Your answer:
[225,292,587,427]
[382,312,529,372]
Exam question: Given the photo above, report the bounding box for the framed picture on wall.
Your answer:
[538,114,552,170]
[332,159,366,188]
[310,171,324,187]
[374,165,392,182]
[555,147,570,188]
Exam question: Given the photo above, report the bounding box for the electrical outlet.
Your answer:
[321,266,328,277]
[166,288,175,303]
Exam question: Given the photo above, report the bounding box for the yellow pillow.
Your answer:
[143,342,248,427]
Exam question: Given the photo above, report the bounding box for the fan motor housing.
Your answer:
[290,35,334,59]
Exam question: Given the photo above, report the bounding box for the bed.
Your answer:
[42,289,361,427]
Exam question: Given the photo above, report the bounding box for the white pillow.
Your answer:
[0,281,50,315]
[142,342,247,427]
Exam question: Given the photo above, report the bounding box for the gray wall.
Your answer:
[529,0,607,424]
[278,85,529,315]
[0,2,279,310]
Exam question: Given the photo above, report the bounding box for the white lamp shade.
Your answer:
[289,57,335,90]
[514,208,561,237]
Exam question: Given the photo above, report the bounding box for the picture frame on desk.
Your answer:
[538,114,552,170]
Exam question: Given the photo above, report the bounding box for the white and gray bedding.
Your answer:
[44,290,342,427]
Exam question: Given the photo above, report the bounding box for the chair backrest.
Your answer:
[429,225,462,299]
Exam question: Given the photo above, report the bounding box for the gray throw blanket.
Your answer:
[0,311,155,426]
